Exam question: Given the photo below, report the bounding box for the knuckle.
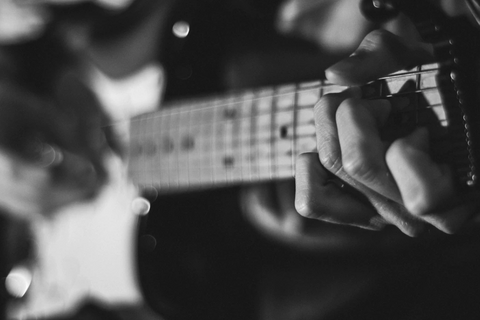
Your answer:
[404,188,434,217]
[386,137,415,166]
[319,153,342,173]
[362,29,408,67]
[342,153,382,184]
[294,197,316,219]
[314,95,339,121]
[336,98,358,116]
[295,192,323,220]
[401,223,424,238]
[295,196,316,218]
[317,92,341,105]
[336,98,367,125]
[364,29,394,47]
[388,137,411,154]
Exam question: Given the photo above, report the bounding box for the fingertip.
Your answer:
[398,218,426,237]
[325,57,365,86]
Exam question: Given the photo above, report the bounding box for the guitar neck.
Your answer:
[127,63,442,193]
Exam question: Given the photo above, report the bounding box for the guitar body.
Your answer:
[136,1,480,319]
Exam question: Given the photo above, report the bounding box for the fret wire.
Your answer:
[179,106,190,186]
[144,113,152,186]
[292,85,298,177]
[270,87,276,179]
[250,91,259,181]
[186,104,194,186]
[153,87,442,129]
[236,99,246,181]
[227,96,242,183]
[128,118,138,183]
[224,97,231,183]
[415,65,421,125]
[154,108,163,187]
[170,111,180,188]
[204,101,215,185]
[213,98,224,184]
[144,113,153,188]
[243,92,254,181]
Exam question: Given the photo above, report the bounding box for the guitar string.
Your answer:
[137,85,441,122]
[130,66,451,186]
[132,99,449,165]
[137,100,448,138]
[133,105,454,186]
[134,82,445,132]
[127,67,441,121]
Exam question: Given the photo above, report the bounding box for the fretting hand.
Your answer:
[295,29,479,236]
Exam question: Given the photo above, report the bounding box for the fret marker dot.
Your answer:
[223,156,234,168]
[280,125,288,139]
[224,108,237,119]
[182,136,195,150]
[163,138,174,153]
[145,141,157,155]
[133,142,143,156]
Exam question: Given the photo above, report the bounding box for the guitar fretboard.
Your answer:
[127,63,443,192]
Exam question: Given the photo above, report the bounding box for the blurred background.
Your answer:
[1,1,480,320]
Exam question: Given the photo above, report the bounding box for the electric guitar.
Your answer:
[131,1,480,319]
[8,0,477,319]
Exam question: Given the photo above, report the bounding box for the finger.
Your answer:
[314,87,362,173]
[333,98,426,236]
[336,98,402,203]
[386,127,476,233]
[0,147,97,216]
[37,149,104,215]
[0,150,50,215]
[314,91,424,235]
[422,202,476,234]
[325,29,433,86]
[295,152,385,230]
[54,73,116,180]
